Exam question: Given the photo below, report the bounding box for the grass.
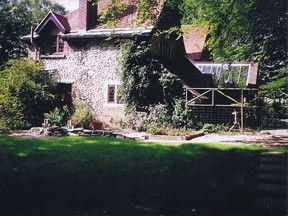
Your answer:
[0,135,285,215]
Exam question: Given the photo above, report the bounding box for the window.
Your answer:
[42,35,64,55]
[107,84,122,104]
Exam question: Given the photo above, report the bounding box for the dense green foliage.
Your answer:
[119,41,194,129]
[0,0,31,66]
[0,135,275,215]
[71,99,93,128]
[21,0,66,25]
[44,105,71,126]
[119,41,165,109]
[181,0,287,87]
[259,67,288,100]
[0,59,56,129]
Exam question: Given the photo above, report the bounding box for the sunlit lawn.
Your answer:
[0,135,284,215]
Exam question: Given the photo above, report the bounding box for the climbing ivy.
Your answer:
[118,41,164,110]
[118,41,196,129]
[92,0,159,26]
[99,0,128,26]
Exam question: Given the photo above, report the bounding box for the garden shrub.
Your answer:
[171,98,187,128]
[44,105,71,126]
[0,59,56,129]
[147,125,166,135]
[71,100,93,129]
[147,104,170,127]
[202,123,229,133]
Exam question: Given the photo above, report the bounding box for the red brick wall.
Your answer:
[78,0,97,30]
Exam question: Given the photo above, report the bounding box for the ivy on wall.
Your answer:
[118,40,192,128]
[118,41,164,109]
[95,0,159,26]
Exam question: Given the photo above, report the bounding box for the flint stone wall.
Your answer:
[42,40,125,122]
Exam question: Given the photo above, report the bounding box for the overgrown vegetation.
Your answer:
[99,0,128,26]
[71,99,94,129]
[0,59,56,129]
[44,105,71,126]
[119,41,202,132]
[96,0,158,26]
[202,123,229,133]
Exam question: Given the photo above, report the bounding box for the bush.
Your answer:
[171,99,186,128]
[71,100,93,129]
[0,118,28,130]
[147,125,166,135]
[44,106,71,126]
[202,124,229,133]
[167,128,195,136]
[0,59,56,129]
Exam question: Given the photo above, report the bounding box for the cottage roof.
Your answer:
[62,0,164,38]
[34,11,70,34]
[61,27,153,39]
[183,25,208,60]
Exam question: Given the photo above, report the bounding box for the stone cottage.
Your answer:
[22,0,258,127]
[21,0,208,124]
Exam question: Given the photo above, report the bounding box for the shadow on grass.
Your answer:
[0,135,264,215]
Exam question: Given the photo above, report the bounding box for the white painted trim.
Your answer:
[103,81,124,107]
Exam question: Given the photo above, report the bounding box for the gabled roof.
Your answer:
[34,11,70,34]
[183,25,208,60]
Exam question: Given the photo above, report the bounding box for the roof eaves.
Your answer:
[21,33,40,41]
[62,27,154,39]
[51,12,67,33]
[35,11,68,34]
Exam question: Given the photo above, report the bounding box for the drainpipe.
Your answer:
[30,26,39,61]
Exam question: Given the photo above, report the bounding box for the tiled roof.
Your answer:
[61,27,154,39]
[65,0,164,30]
[34,11,70,34]
[183,25,208,60]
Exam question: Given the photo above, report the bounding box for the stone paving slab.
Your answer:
[255,197,287,214]
[260,164,287,173]
[261,157,287,164]
[259,173,287,183]
[257,183,287,195]
[260,152,287,157]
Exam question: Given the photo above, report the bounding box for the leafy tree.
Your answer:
[0,0,31,66]
[259,67,288,101]
[20,0,67,25]
[180,0,287,84]
[0,59,56,129]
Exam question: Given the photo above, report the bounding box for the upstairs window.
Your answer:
[42,35,64,55]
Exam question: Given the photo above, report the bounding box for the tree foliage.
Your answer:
[259,67,288,100]
[180,0,287,85]
[0,0,31,66]
[0,59,56,129]
[21,0,66,25]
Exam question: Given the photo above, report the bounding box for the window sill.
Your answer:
[41,54,66,59]
[104,103,124,108]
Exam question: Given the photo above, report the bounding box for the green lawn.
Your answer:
[0,135,283,215]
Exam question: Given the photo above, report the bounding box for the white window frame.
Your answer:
[104,81,124,107]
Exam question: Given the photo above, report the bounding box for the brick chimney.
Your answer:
[78,0,97,30]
